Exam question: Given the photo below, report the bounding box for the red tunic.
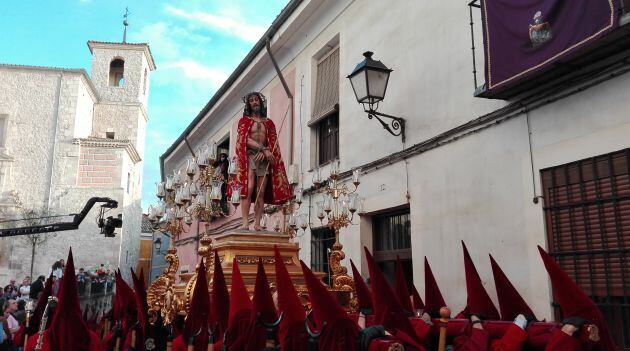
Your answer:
[25,330,103,351]
[227,116,292,205]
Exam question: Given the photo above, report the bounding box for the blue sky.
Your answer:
[0,0,288,210]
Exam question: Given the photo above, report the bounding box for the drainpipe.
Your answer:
[265,36,294,165]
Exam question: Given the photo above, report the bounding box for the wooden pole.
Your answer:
[130,329,137,349]
[437,306,451,351]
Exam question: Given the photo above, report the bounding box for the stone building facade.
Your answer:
[0,41,155,282]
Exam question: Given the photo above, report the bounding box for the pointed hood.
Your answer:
[489,254,535,321]
[274,246,307,351]
[350,259,373,312]
[411,285,424,310]
[394,256,414,313]
[130,269,147,350]
[28,273,54,336]
[245,258,278,351]
[228,259,252,326]
[299,260,347,326]
[183,259,211,350]
[299,260,360,351]
[49,248,92,351]
[226,258,252,348]
[211,250,230,339]
[363,247,418,339]
[251,258,277,324]
[131,269,149,331]
[114,270,137,323]
[462,242,500,319]
[538,246,617,351]
[424,257,447,317]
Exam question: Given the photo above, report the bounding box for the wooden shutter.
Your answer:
[541,150,630,298]
[310,48,340,126]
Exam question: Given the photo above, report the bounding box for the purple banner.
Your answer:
[481,0,618,94]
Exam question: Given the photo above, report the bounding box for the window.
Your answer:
[310,47,340,165]
[317,111,339,165]
[311,226,336,285]
[541,149,630,349]
[373,209,412,287]
[127,172,131,193]
[106,131,115,139]
[109,58,125,87]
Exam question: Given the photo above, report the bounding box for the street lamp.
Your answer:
[153,237,168,256]
[347,51,405,142]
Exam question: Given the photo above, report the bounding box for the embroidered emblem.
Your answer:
[529,11,552,47]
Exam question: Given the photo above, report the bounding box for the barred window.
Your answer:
[317,111,339,165]
[311,226,336,285]
[541,149,630,349]
[373,209,412,286]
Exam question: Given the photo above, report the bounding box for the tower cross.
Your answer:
[122,7,130,43]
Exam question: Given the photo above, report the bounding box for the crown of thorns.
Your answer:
[242,92,266,104]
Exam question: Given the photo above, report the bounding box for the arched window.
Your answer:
[109,58,125,87]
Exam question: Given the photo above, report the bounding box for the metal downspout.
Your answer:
[265,36,294,165]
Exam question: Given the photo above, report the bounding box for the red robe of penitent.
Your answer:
[227,116,292,205]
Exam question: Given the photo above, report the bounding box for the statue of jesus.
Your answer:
[228,92,292,231]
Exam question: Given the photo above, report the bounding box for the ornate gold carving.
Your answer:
[329,231,354,292]
[235,255,293,265]
[147,245,182,326]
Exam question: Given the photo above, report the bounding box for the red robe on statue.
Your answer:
[227,116,292,205]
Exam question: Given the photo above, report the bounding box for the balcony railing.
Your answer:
[77,279,115,299]
[468,0,630,100]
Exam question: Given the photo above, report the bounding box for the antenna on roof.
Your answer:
[122,7,130,43]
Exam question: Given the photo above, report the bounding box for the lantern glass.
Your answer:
[165,175,174,191]
[347,51,392,105]
[228,157,238,175]
[230,186,242,204]
[154,237,162,251]
[185,157,197,176]
[349,71,368,103]
[366,69,390,102]
[294,187,303,204]
[299,213,308,231]
[156,182,166,197]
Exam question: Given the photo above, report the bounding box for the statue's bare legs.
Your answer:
[253,175,267,231]
[240,168,256,230]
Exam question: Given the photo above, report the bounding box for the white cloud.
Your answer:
[165,5,266,43]
[162,60,229,88]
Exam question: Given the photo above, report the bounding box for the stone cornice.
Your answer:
[73,137,142,164]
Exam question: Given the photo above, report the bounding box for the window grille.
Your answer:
[311,226,336,285]
[317,112,339,165]
[373,209,413,286]
[541,149,630,349]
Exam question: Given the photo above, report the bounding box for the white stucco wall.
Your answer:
[160,0,630,322]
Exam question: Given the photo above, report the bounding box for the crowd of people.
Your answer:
[0,260,116,350]
[0,243,619,351]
